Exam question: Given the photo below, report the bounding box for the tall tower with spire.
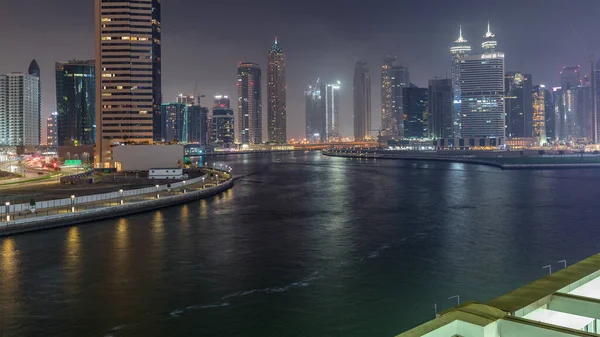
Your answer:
[482,21,498,53]
[450,25,471,138]
[267,37,287,144]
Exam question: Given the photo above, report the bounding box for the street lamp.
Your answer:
[119,189,124,205]
[70,195,75,213]
[202,177,205,188]
[182,180,186,193]
[155,184,160,199]
[5,201,10,222]
[216,174,219,183]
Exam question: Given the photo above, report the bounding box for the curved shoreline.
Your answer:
[323,150,600,170]
[0,178,234,237]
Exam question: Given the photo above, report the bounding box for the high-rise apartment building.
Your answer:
[450,26,471,138]
[381,56,396,137]
[532,85,547,144]
[560,66,581,90]
[428,78,454,139]
[324,82,341,141]
[403,87,429,139]
[391,65,410,139]
[267,38,286,144]
[55,60,96,146]
[353,60,371,141]
[460,53,505,138]
[592,58,600,143]
[210,106,234,148]
[177,94,196,106]
[505,72,533,138]
[0,73,41,146]
[46,112,58,147]
[237,62,262,145]
[188,105,209,145]
[95,0,162,167]
[305,80,325,142]
[160,103,187,143]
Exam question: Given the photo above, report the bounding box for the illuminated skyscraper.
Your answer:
[324,82,341,140]
[532,85,547,144]
[460,53,505,138]
[353,60,371,141]
[160,103,187,142]
[305,80,325,142]
[28,59,42,144]
[95,0,162,167]
[0,72,41,146]
[592,58,600,143]
[482,21,497,54]
[504,72,533,138]
[177,94,196,106]
[403,87,429,139]
[560,66,581,89]
[428,78,454,139]
[391,65,410,139]
[267,38,286,144]
[55,60,96,146]
[237,62,262,144]
[381,56,396,137]
[214,95,230,109]
[450,26,471,137]
[555,87,579,142]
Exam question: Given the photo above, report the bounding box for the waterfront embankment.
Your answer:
[323,149,600,169]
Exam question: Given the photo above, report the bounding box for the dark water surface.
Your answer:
[2,152,600,337]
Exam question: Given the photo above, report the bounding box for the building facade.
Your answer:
[267,38,286,144]
[160,103,186,143]
[460,53,506,138]
[554,88,579,142]
[237,62,262,145]
[391,65,410,139]
[403,87,429,139]
[305,80,325,142]
[592,58,600,143]
[324,82,341,141]
[532,85,547,144]
[428,78,454,139]
[210,107,234,148]
[55,60,96,146]
[505,72,533,138]
[46,112,58,147]
[95,0,162,167]
[214,95,230,109]
[188,105,209,145]
[450,26,471,138]
[0,73,41,146]
[353,60,371,141]
[381,56,396,137]
[28,60,41,144]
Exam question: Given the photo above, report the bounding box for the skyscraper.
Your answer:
[450,26,471,138]
[46,112,58,147]
[391,65,410,139]
[237,63,262,145]
[177,94,196,106]
[188,105,209,145]
[460,53,505,138]
[159,103,187,143]
[95,0,162,167]
[324,82,341,140]
[353,60,371,141]
[555,87,579,142]
[210,105,234,148]
[55,60,96,146]
[28,60,41,144]
[381,56,396,137]
[267,38,286,144]
[560,66,581,89]
[305,80,325,142]
[403,87,429,139]
[504,72,533,138]
[592,58,600,143]
[428,78,454,139]
[532,85,548,144]
[0,73,41,146]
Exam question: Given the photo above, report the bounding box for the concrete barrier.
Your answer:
[0,178,233,237]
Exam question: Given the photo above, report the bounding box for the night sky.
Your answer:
[1,0,600,140]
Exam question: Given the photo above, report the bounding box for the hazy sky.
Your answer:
[1,0,600,140]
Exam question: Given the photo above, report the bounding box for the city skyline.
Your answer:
[1,0,600,140]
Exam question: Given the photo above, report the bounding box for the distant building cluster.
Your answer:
[7,0,600,164]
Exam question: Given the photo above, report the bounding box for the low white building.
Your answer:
[149,168,185,180]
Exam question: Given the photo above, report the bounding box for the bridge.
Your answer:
[397,252,600,336]
[292,142,378,150]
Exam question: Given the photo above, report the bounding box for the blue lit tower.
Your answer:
[450,26,471,138]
